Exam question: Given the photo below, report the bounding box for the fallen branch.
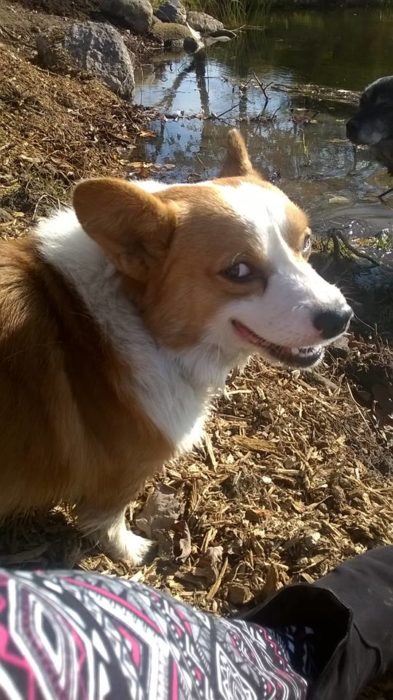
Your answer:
[252,72,271,106]
[328,229,383,267]
[208,102,242,120]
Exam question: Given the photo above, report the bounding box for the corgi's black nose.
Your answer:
[313,308,353,339]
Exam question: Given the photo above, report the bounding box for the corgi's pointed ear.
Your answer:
[220,129,254,177]
[73,178,177,282]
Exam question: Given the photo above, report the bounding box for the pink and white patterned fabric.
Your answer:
[0,569,308,700]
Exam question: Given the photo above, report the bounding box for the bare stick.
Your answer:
[209,102,242,120]
[252,72,272,105]
[329,230,383,267]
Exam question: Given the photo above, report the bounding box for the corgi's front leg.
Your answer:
[77,505,156,565]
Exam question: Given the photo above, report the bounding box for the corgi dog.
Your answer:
[0,130,352,565]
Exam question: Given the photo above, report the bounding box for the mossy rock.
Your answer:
[151,18,191,41]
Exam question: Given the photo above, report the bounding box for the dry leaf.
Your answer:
[173,520,191,563]
[135,485,183,539]
[244,508,265,523]
[185,546,224,587]
[227,583,252,605]
[205,545,223,569]
[260,564,280,597]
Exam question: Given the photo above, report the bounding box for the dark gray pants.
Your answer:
[239,545,393,699]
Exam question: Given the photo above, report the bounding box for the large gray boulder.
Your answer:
[65,23,135,98]
[36,23,135,99]
[101,0,153,34]
[186,10,224,35]
[155,0,187,24]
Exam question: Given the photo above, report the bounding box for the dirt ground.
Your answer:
[1,2,393,697]
[0,0,163,237]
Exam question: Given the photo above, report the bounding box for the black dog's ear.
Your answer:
[220,129,255,177]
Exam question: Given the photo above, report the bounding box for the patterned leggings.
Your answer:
[0,569,311,700]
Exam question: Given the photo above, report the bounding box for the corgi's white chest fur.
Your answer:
[36,210,227,452]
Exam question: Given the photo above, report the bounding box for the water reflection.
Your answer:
[133,9,393,241]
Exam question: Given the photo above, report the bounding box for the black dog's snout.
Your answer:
[313,308,353,340]
[346,118,359,142]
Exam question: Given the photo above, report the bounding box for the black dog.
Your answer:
[346,75,393,174]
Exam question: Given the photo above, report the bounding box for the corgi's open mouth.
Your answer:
[232,320,324,369]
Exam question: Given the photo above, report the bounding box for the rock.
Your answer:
[184,27,236,54]
[155,0,187,25]
[37,23,135,99]
[151,19,191,50]
[167,38,184,52]
[151,18,190,40]
[328,195,351,205]
[186,10,224,35]
[101,0,153,35]
[183,35,201,54]
[36,28,77,74]
[65,23,135,98]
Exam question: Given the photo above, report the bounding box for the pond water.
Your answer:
[133,8,393,255]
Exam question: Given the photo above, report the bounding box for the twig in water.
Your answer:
[230,25,246,33]
[208,102,241,120]
[252,73,272,106]
[244,24,268,31]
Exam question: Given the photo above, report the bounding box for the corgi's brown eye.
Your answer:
[222,262,253,282]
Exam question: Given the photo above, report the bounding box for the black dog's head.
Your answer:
[346,76,393,174]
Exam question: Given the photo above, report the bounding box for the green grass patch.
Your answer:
[184,0,272,27]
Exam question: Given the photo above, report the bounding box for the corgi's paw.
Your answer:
[105,528,157,566]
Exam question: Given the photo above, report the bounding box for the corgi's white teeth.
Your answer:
[232,320,323,369]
